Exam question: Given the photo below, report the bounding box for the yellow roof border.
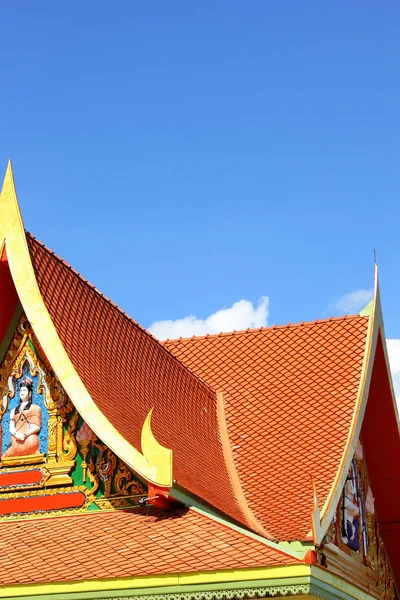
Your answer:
[0,562,382,600]
[0,564,310,598]
[0,161,172,487]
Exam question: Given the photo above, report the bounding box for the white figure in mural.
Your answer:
[2,376,42,458]
[342,475,360,552]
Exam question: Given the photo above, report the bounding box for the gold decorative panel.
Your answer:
[0,315,146,519]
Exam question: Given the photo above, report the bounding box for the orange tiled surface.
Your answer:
[0,507,299,585]
[164,317,369,540]
[25,232,369,542]
[26,234,247,529]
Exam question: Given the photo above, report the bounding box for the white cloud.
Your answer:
[148,296,269,341]
[386,339,400,409]
[329,289,373,314]
[149,293,400,414]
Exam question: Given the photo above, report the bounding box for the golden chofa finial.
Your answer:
[1,160,15,196]
[0,160,26,261]
[0,161,173,488]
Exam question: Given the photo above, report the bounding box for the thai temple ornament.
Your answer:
[0,163,398,600]
[76,421,94,482]
[0,314,146,518]
[322,438,395,600]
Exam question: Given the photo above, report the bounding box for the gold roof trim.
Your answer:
[0,162,172,487]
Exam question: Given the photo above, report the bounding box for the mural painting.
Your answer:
[323,438,395,600]
[0,315,146,519]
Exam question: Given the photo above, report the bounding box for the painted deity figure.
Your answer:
[2,377,42,458]
[341,474,360,552]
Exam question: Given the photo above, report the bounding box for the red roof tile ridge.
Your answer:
[162,314,368,344]
[25,231,217,396]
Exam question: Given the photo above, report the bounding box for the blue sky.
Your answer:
[2,3,400,356]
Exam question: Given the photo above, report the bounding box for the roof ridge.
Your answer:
[215,391,275,542]
[25,231,217,397]
[162,314,368,344]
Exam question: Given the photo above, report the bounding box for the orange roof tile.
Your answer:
[25,232,370,542]
[25,234,248,528]
[0,508,299,585]
[163,317,369,540]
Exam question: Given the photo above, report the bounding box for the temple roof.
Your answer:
[0,507,299,587]
[163,317,369,540]
[8,229,372,542]
[2,163,399,577]
[26,233,249,530]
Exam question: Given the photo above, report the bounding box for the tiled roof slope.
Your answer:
[25,234,246,528]
[0,508,299,585]
[163,317,369,541]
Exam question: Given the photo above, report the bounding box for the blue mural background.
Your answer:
[2,362,49,455]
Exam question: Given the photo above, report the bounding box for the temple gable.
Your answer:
[320,437,395,600]
[0,314,147,519]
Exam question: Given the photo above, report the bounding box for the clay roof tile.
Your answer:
[0,508,299,585]
[164,315,369,540]
[25,233,248,530]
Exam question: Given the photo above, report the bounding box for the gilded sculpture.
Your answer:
[0,314,146,518]
[2,376,42,458]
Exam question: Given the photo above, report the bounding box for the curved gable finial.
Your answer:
[1,160,21,242]
[315,264,381,544]
[0,162,172,487]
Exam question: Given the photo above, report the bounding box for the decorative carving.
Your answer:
[321,437,395,600]
[0,320,24,395]
[59,402,79,462]
[93,441,118,497]
[87,456,100,495]
[76,422,94,483]
[75,422,146,500]
[114,459,145,496]
[324,517,336,545]
[94,496,144,510]
[95,584,349,600]
[1,319,61,453]
[0,316,76,486]
[0,314,147,517]
[2,453,46,467]
[1,332,49,461]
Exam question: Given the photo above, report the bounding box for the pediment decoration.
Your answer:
[0,314,146,519]
[320,437,395,600]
